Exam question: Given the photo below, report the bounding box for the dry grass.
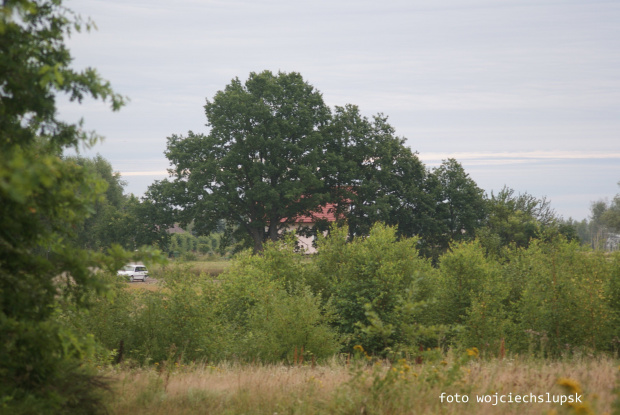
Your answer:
[105,355,620,415]
[150,260,231,278]
[123,281,161,292]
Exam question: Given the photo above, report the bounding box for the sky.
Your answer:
[60,0,620,221]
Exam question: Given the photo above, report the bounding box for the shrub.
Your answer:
[517,237,615,355]
[315,223,436,354]
[243,286,340,363]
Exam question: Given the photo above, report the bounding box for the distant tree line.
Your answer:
[56,73,616,261]
[562,183,620,250]
[138,71,578,259]
[64,155,170,251]
[74,148,588,262]
[68,70,596,260]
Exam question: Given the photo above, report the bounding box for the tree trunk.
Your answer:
[249,228,263,253]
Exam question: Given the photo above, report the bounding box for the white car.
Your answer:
[117,264,149,282]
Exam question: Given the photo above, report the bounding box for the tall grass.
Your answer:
[106,355,620,415]
[149,260,231,279]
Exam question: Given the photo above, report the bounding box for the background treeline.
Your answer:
[564,190,620,250]
[69,223,620,366]
[70,152,599,260]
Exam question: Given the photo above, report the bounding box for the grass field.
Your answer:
[105,355,620,415]
[149,259,231,278]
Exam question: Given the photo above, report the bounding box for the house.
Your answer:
[281,202,346,254]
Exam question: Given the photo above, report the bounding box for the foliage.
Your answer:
[168,232,220,258]
[433,241,500,327]
[153,72,490,257]
[576,182,620,250]
[516,238,616,356]
[429,241,513,354]
[244,286,340,363]
[478,186,560,257]
[81,236,339,365]
[61,154,174,252]
[154,71,332,252]
[77,268,225,365]
[426,159,487,256]
[321,105,434,243]
[216,235,341,361]
[314,223,436,354]
[76,221,620,367]
[68,154,127,250]
[0,1,165,412]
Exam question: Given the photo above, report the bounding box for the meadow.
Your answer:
[106,355,619,415]
[149,259,232,279]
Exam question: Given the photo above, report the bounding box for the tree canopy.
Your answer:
[67,154,172,252]
[153,71,451,252]
[322,104,434,240]
[154,71,334,252]
[0,1,155,412]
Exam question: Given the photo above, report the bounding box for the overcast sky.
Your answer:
[60,0,620,220]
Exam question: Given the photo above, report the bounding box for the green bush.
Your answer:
[516,238,615,356]
[243,286,340,363]
[216,235,341,361]
[314,223,437,354]
[74,223,620,366]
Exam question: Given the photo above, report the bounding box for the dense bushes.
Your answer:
[312,224,437,353]
[72,224,620,366]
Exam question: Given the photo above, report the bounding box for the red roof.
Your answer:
[282,202,348,224]
[295,203,339,223]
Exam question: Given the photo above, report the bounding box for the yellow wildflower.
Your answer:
[466,347,479,358]
[556,377,582,395]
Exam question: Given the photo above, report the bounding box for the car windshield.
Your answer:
[136,267,147,272]
[122,266,134,271]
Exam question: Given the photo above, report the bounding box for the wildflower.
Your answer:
[353,345,364,353]
[466,347,479,358]
[557,377,582,395]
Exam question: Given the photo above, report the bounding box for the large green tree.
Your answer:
[321,104,435,241]
[155,73,449,252]
[154,71,332,252]
[0,1,149,412]
[477,186,560,256]
[426,158,487,255]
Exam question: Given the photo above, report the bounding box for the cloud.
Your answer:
[419,150,620,164]
[120,171,169,177]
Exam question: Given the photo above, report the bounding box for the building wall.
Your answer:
[283,224,319,254]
